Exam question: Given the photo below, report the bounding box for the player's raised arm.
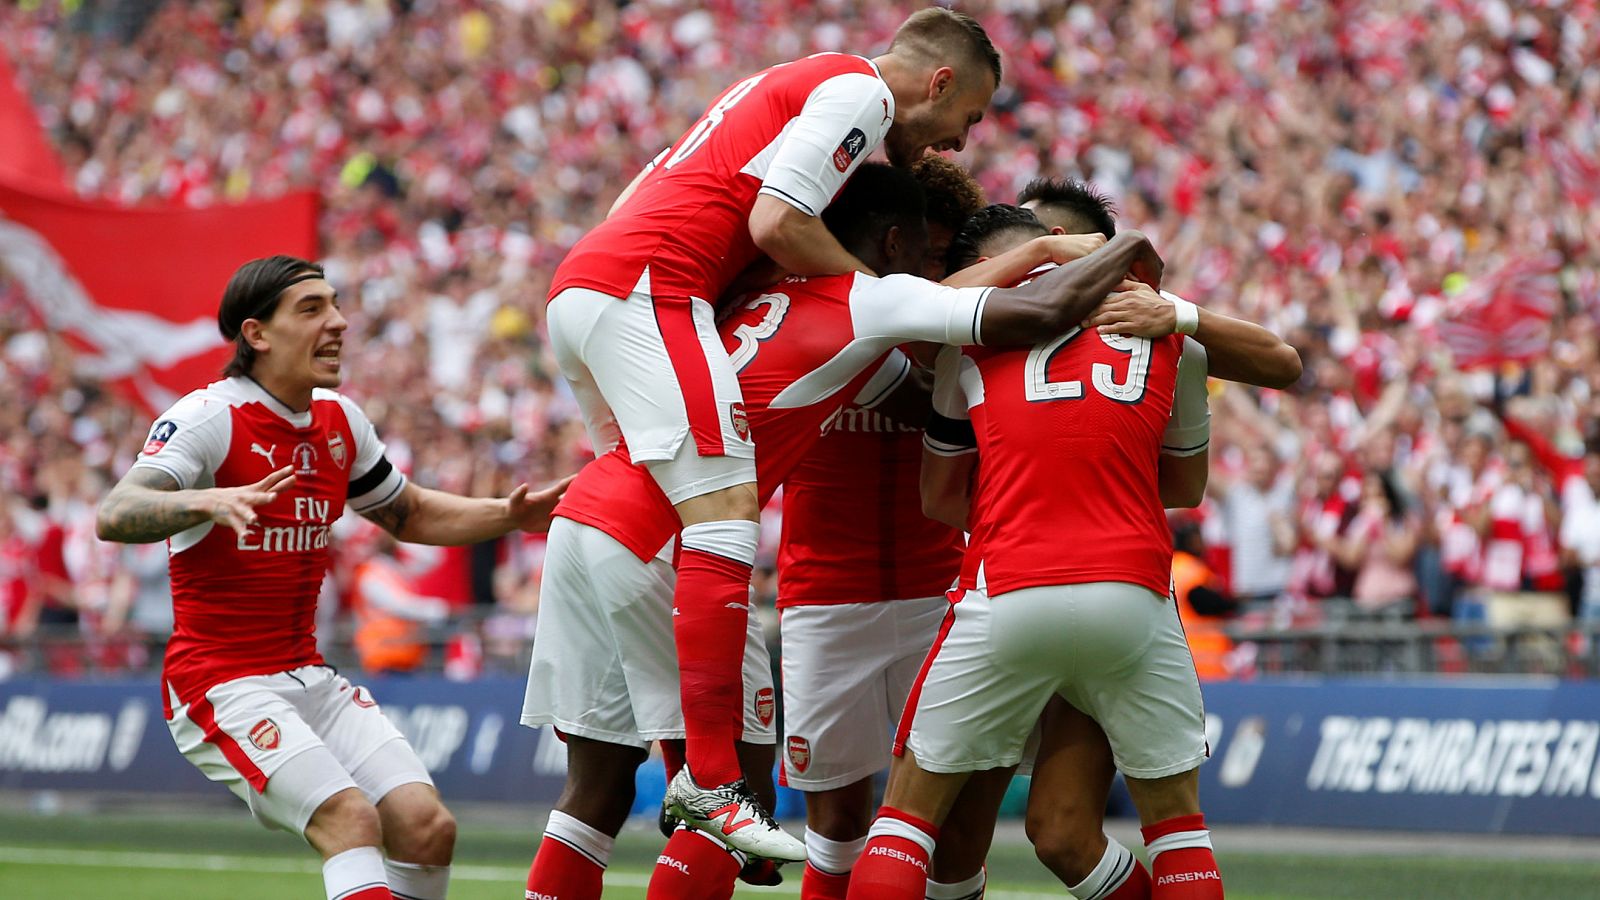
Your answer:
[97,465,297,544]
[975,229,1163,346]
[1086,283,1302,389]
[359,475,574,545]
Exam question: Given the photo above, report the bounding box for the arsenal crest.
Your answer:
[787,735,810,773]
[730,402,751,441]
[327,432,347,469]
[249,718,281,751]
[755,688,775,727]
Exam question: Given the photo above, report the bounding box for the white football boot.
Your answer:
[662,766,807,862]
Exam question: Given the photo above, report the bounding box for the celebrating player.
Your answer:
[774,155,986,900]
[521,164,1160,900]
[542,8,1002,856]
[95,256,570,900]
[849,201,1301,900]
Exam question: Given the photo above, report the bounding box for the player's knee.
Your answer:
[1025,812,1101,883]
[388,799,456,865]
[307,788,383,855]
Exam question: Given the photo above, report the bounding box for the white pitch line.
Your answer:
[0,845,1060,898]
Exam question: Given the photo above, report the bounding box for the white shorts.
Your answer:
[547,270,755,504]
[166,665,431,834]
[899,582,1207,780]
[521,517,777,748]
[779,597,950,791]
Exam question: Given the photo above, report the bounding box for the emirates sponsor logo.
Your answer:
[248,718,280,751]
[525,892,557,900]
[819,406,922,436]
[755,688,775,727]
[236,523,332,553]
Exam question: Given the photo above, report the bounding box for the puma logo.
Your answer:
[250,442,277,467]
[881,97,891,124]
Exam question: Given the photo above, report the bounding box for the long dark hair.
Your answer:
[217,255,324,377]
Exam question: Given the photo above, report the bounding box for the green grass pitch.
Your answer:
[1,808,1597,898]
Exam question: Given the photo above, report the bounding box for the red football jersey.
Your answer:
[131,378,406,714]
[933,329,1188,597]
[553,273,993,558]
[778,413,964,607]
[550,53,894,304]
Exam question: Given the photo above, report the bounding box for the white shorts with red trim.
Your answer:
[165,665,431,834]
[778,596,949,791]
[547,268,755,504]
[520,517,776,748]
[898,582,1207,780]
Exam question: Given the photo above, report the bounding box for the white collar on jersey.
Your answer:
[236,376,316,428]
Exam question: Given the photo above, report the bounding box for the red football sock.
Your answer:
[660,739,687,784]
[845,807,938,900]
[802,861,852,899]
[524,834,604,900]
[1108,859,1152,899]
[674,535,755,787]
[646,827,742,900]
[1142,814,1223,899]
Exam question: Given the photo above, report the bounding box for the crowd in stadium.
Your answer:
[1,0,1597,676]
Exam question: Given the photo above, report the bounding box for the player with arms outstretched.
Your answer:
[96,256,568,900]
[543,8,1002,857]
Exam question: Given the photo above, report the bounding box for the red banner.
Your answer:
[0,49,66,190]
[1436,253,1561,371]
[0,180,318,410]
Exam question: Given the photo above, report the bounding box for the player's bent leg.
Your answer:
[524,737,642,900]
[372,783,454,900]
[798,779,872,899]
[927,765,1012,900]
[305,787,392,900]
[374,783,454,865]
[1125,770,1220,899]
[1024,698,1126,886]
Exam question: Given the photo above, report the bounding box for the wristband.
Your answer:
[1171,295,1200,336]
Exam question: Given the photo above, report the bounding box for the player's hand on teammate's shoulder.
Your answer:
[1086,280,1176,338]
[505,473,578,533]
[1043,232,1107,264]
[1121,228,1164,289]
[207,465,296,536]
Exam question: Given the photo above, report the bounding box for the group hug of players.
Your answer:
[96,8,1299,900]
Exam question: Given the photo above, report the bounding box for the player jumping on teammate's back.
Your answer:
[523,160,1161,900]
[543,9,1004,859]
[97,256,570,900]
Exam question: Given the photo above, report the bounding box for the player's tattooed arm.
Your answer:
[361,475,573,544]
[979,231,1164,345]
[96,465,295,543]
[360,483,417,539]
